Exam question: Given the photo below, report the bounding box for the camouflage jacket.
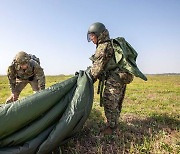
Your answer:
[7,59,45,93]
[90,30,134,85]
[90,29,114,81]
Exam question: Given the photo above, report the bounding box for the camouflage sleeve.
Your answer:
[7,65,16,93]
[33,63,45,90]
[90,42,113,81]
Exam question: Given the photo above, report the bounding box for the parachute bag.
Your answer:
[111,37,147,81]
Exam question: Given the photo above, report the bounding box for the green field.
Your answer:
[0,75,179,153]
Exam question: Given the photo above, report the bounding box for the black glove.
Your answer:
[75,72,79,76]
[75,70,84,77]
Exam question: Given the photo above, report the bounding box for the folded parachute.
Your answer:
[0,70,94,154]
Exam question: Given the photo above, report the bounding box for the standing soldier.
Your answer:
[87,22,134,135]
[6,51,45,103]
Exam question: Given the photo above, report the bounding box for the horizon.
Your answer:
[0,73,180,76]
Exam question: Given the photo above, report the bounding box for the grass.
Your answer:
[0,75,179,153]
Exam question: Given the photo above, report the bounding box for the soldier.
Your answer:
[88,22,134,135]
[6,51,45,103]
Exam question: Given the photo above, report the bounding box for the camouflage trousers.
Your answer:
[15,78,39,96]
[6,78,40,103]
[103,72,133,128]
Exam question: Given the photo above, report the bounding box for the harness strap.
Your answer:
[97,72,106,107]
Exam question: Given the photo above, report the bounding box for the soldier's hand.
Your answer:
[39,84,45,90]
[89,70,96,83]
[6,96,13,104]
[12,93,18,101]
[6,93,18,103]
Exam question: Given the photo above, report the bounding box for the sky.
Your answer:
[0,0,180,75]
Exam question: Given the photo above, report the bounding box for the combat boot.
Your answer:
[101,126,114,135]
[101,125,118,135]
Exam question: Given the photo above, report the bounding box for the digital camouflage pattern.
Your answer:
[103,76,126,128]
[103,72,133,128]
[7,53,45,100]
[90,29,114,81]
[90,29,133,129]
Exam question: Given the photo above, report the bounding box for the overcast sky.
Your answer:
[0,0,179,75]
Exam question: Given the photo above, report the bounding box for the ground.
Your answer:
[0,75,179,153]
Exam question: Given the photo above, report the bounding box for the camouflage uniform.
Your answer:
[90,30,133,129]
[6,52,45,103]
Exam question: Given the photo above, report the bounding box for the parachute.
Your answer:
[0,70,94,154]
[111,37,147,81]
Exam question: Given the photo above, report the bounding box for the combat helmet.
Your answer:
[15,51,30,65]
[87,22,106,42]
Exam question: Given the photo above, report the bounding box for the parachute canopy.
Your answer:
[0,70,94,154]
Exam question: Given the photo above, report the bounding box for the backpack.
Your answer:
[111,37,147,81]
[29,54,40,65]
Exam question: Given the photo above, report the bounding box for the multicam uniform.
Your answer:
[7,58,45,102]
[90,30,133,129]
